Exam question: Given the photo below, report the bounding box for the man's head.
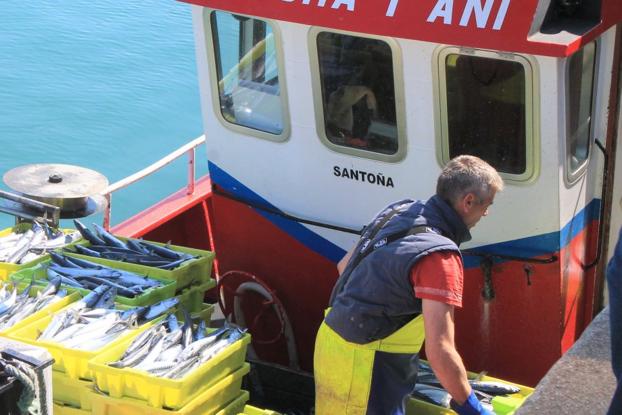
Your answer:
[436,155,504,229]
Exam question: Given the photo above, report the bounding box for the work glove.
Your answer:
[450,390,492,415]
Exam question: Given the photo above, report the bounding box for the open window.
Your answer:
[309,29,406,162]
[208,11,289,140]
[436,48,539,182]
[565,41,596,183]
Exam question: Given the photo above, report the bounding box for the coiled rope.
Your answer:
[2,358,49,415]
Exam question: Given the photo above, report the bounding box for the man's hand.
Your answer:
[422,299,471,404]
[450,390,492,415]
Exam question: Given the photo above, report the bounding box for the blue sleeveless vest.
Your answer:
[325,195,471,344]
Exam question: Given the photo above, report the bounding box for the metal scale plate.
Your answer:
[3,164,109,220]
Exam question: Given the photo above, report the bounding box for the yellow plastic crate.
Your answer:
[6,302,160,380]
[52,370,95,411]
[69,237,215,290]
[11,256,177,307]
[173,302,215,327]
[405,365,534,415]
[0,284,80,337]
[53,403,91,415]
[89,327,251,409]
[240,404,282,414]
[0,226,80,280]
[90,363,250,415]
[176,279,216,312]
[215,390,249,415]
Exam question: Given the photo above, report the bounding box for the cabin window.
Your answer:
[436,48,537,182]
[566,42,596,181]
[310,30,406,162]
[209,11,288,139]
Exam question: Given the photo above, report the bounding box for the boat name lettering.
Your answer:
[281,0,356,12]
[280,0,511,29]
[333,166,395,188]
[427,0,511,30]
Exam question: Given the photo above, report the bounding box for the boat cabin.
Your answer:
[143,0,622,390]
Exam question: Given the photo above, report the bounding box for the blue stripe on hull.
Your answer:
[209,162,600,268]
[209,162,347,262]
[462,199,600,268]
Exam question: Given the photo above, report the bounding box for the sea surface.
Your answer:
[0,1,205,230]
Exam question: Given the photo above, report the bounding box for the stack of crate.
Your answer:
[86,316,251,414]
[64,236,217,313]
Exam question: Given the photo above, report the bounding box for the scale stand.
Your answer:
[0,190,60,228]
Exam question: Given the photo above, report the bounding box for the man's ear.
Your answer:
[464,193,476,208]
[455,193,476,214]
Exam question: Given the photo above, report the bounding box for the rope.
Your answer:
[3,359,48,415]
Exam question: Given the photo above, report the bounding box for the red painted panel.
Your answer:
[560,221,599,352]
[182,0,622,57]
[455,257,561,386]
[112,176,212,238]
[210,193,339,371]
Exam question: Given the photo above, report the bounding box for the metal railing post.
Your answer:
[99,135,206,229]
[187,148,195,195]
[104,193,112,231]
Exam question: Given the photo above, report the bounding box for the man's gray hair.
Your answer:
[436,155,504,204]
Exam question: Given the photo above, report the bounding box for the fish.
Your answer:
[114,324,162,363]
[468,380,520,395]
[73,219,106,246]
[32,231,81,250]
[194,319,207,341]
[0,223,80,265]
[412,385,452,408]
[92,223,128,249]
[181,308,193,348]
[49,251,79,268]
[64,223,195,269]
[139,241,187,261]
[110,332,161,368]
[74,244,102,257]
[106,314,245,379]
[142,298,179,321]
[46,268,85,288]
[0,279,65,330]
[46,254,163,298]
[39,300,145,351]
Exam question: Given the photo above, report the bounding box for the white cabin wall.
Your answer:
[192,6,568,253]
[557,26,616,249]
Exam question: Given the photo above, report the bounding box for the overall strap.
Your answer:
[329,204,433,305]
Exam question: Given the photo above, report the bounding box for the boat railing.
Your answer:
[100,135,206,230]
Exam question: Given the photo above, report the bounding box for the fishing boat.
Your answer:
[4,0,622,413]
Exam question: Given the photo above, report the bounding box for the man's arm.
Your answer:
[422,298,471,404]
[337,246,355,275]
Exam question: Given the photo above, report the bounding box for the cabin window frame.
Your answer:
[564,40,599,186]
[433,47,540,183]
[308,27,407,163]
[204,9,291,142]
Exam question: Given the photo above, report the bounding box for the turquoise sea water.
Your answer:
[0,1,205,229]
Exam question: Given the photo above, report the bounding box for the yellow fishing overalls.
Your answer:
[314,310,425,415]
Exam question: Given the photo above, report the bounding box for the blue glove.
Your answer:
[450,390,492,415]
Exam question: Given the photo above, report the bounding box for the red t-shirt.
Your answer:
[410,251,463,308]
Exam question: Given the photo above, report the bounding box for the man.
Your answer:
[314,155,503,415]
[607,223,622,415]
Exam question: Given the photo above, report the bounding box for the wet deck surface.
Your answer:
[517,307,616,414]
